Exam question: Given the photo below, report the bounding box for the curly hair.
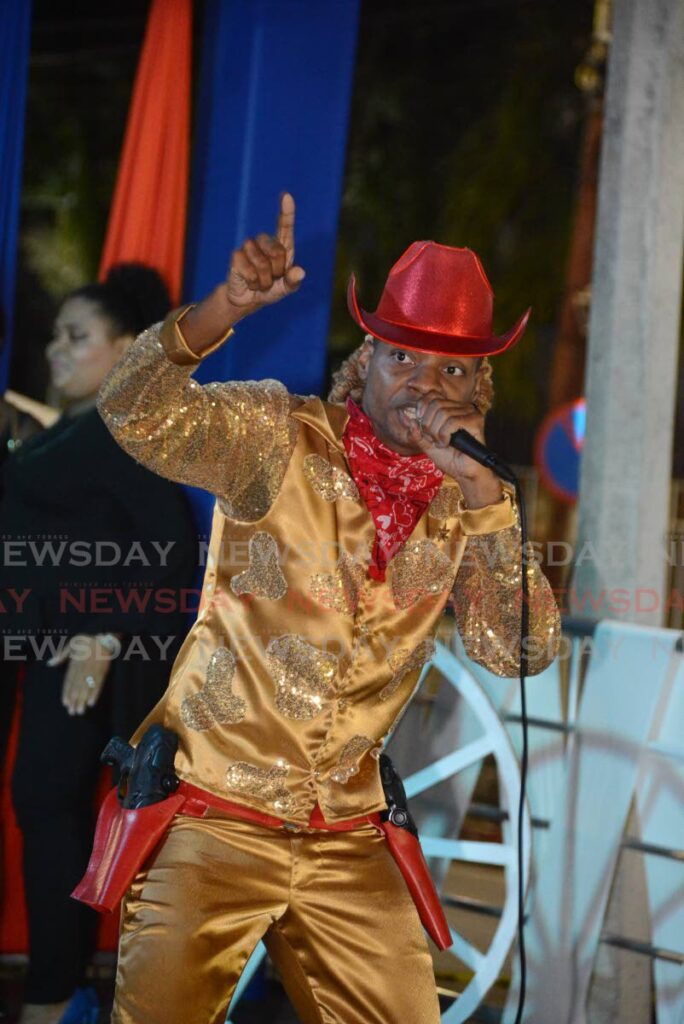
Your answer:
[67,263,171,339]
[328,336,494,415]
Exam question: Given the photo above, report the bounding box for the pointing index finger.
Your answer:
[276,192,296,262]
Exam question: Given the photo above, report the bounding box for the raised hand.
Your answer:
[177,193,306,356]
[224,192,305,317]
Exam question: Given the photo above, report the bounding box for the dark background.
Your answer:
[14,0,596,466]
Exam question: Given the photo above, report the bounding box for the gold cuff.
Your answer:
[459,488,517,536]
[160,305,235,366]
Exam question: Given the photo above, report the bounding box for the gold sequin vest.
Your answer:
[135,397,469,824]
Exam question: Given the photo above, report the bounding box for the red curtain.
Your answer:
[0,672,120,953]
[0,668,28,953]
[99,0,192,303]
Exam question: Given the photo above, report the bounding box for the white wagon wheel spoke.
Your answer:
[405,735,496,797]
[448,932,487,973]
[422,836,515,868]
[389,640,530,1023]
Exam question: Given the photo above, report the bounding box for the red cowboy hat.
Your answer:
[347,241,530,357]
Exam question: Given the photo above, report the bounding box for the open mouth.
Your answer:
[397,406,418,430]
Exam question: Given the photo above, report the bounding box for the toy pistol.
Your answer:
[101,724,180,810]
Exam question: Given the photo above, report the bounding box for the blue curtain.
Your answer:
[0,0,32,393]
[184,0,359,395]
[182,0,359,534]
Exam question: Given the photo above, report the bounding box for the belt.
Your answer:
[73,782,451,951]
[72,781,382,915]
[178,781,381,833]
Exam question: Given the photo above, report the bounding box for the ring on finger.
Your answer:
[85,675,96,689]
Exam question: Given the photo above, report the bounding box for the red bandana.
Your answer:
[342,399,443,581]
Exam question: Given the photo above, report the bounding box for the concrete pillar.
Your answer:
[571,3,684,1022]
[573,0,684,628]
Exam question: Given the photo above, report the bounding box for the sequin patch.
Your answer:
[303,454,359,502]
[230,531,287,600]
[391,539,455,609]
[309,551,367,614]
[429,486,464,520]
[225,760,293,815]
[450,503,561,676]
[329,736,375,784]
[267,635,338,720]
[180,647,246,730]
[96,321,298,524]
[379,637,436,701]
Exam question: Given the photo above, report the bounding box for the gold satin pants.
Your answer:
[112,812,441,1024]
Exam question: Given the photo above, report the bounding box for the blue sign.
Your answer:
[534,398,586,503]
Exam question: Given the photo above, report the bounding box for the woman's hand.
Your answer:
[48,634,116,715]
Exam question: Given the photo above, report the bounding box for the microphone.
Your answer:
[449,428,517,484]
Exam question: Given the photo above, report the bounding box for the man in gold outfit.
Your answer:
[96,194,559,1023]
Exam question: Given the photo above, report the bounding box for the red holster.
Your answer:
[72,787,185,913]
[72,782,452,950]
[380,819,452,951]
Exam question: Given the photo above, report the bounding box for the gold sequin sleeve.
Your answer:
[96,315,298,520]
[451,496,561,677]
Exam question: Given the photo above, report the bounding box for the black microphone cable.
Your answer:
[512,475,529,1024]
[450,429,529,1023]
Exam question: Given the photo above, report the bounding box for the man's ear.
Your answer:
[471,357,493,415]
[356,334,375,382]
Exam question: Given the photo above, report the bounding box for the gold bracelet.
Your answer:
[171,305,235,364]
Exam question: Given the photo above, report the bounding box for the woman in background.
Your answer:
[0,305,58,775]
[1,265,197,1024]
